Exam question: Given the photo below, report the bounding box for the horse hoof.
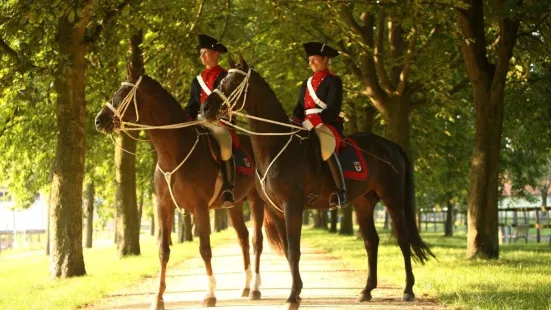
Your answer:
[402,292,415,301]
[284,302,300,310]
[357,291,372,302]
[241,288,250,297]
[203,297,217,307]
[249,290,261,300]
[150,300,164,310]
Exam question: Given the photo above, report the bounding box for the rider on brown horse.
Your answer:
[291,42,347,207]
[184,34,235,207]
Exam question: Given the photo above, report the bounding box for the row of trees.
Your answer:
[1,0,550,277]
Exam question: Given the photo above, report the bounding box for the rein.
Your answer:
[211,68,399,212]
[104,76,206,212]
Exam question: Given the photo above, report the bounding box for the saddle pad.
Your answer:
[233,144,254,175]
[338,137,368,181]
[229,129,254,175]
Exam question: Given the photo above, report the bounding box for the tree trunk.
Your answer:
[458,0,520,259]
[45,189,51,256]
[84,182,95,248]
[384,96,411,154]
[383,211,390,230]
[465,80,508,259]
[346,102,358,134]
[183,213,193,242]
[302,210,310,225]
[177,213,185,243]
[329,209,338,233]
[313,210,322,228]
[150,214,155,236]
[363,105,376,134]
[137,189,144,229]
[445,200,455,237]
[114,30,145,257]
[115,132,140,257]
[49,15,87,278]
[339,206,354,235]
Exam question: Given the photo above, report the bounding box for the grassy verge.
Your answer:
[0,230,236,310]
[303,227,551,310]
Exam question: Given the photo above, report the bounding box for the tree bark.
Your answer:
[150,214,155,236]
[84,182,95,248]
[384,96,411,154]
[214,209,227,232]
[345,102,358,134]
[49,15,87,278]
[115,131,140,257]
[363,105,376,134]
[383,211,390,230]
[339,206,354,235]
[445,199,455,237]
[183,213,193,242]
[302,210,310,225]
[329,209,338,233]
[457,0,521,259]
[177,213,185,243]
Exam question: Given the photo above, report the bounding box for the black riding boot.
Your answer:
[220,156,236,208]
[326,153,347,207]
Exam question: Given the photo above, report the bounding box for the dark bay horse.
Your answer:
[95,67,264,309]
[202,57,434,309]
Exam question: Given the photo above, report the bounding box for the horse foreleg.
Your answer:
[384,197,415,301]
[195,204,217,307]
[283,201,304,310]
[248,191,265,300]
[227,202,252,298]
[355,194,380,302]
[151,204,174,310]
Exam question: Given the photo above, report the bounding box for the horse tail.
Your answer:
[263,209,285,256]
[402,148,435,264]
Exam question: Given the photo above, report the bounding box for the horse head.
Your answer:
[201,55,251,122]
[95,64,147,133]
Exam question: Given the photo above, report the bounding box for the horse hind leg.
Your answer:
[355,193,380,302]
[151,203,174,310]
[227,202,252,298]
[383,197,415,301]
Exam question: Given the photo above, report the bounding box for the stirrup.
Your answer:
[220,189,235,209]
[329,192,347,209]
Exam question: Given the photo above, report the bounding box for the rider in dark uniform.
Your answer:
[184,34,235,207]
[291,42,347,207]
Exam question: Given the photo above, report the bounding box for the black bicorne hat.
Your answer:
[303,42,339,58]
[198,34,227,53]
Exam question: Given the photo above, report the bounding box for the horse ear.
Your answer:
[238,55,249,71]
[126,63,135,81]
[228,54,236,68]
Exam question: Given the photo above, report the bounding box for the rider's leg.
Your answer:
[204,121,235,207]
[315,124,347,207]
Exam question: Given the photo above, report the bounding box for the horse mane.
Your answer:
[249,70,291,123]
[141,75,189,120]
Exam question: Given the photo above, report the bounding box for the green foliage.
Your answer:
[0,230,235,310]
[304,228,551,310]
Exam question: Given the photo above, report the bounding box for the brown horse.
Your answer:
[95,67,264,309]
[202,57,435,309]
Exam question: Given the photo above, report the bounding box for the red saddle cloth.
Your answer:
[337,136,368,181]
[229,129,254,175]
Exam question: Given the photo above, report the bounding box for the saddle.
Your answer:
[309,131,368,181]
[199,126,254,175]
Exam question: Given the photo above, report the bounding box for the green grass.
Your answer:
[303,227,551,310]
[0,230,236,310]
